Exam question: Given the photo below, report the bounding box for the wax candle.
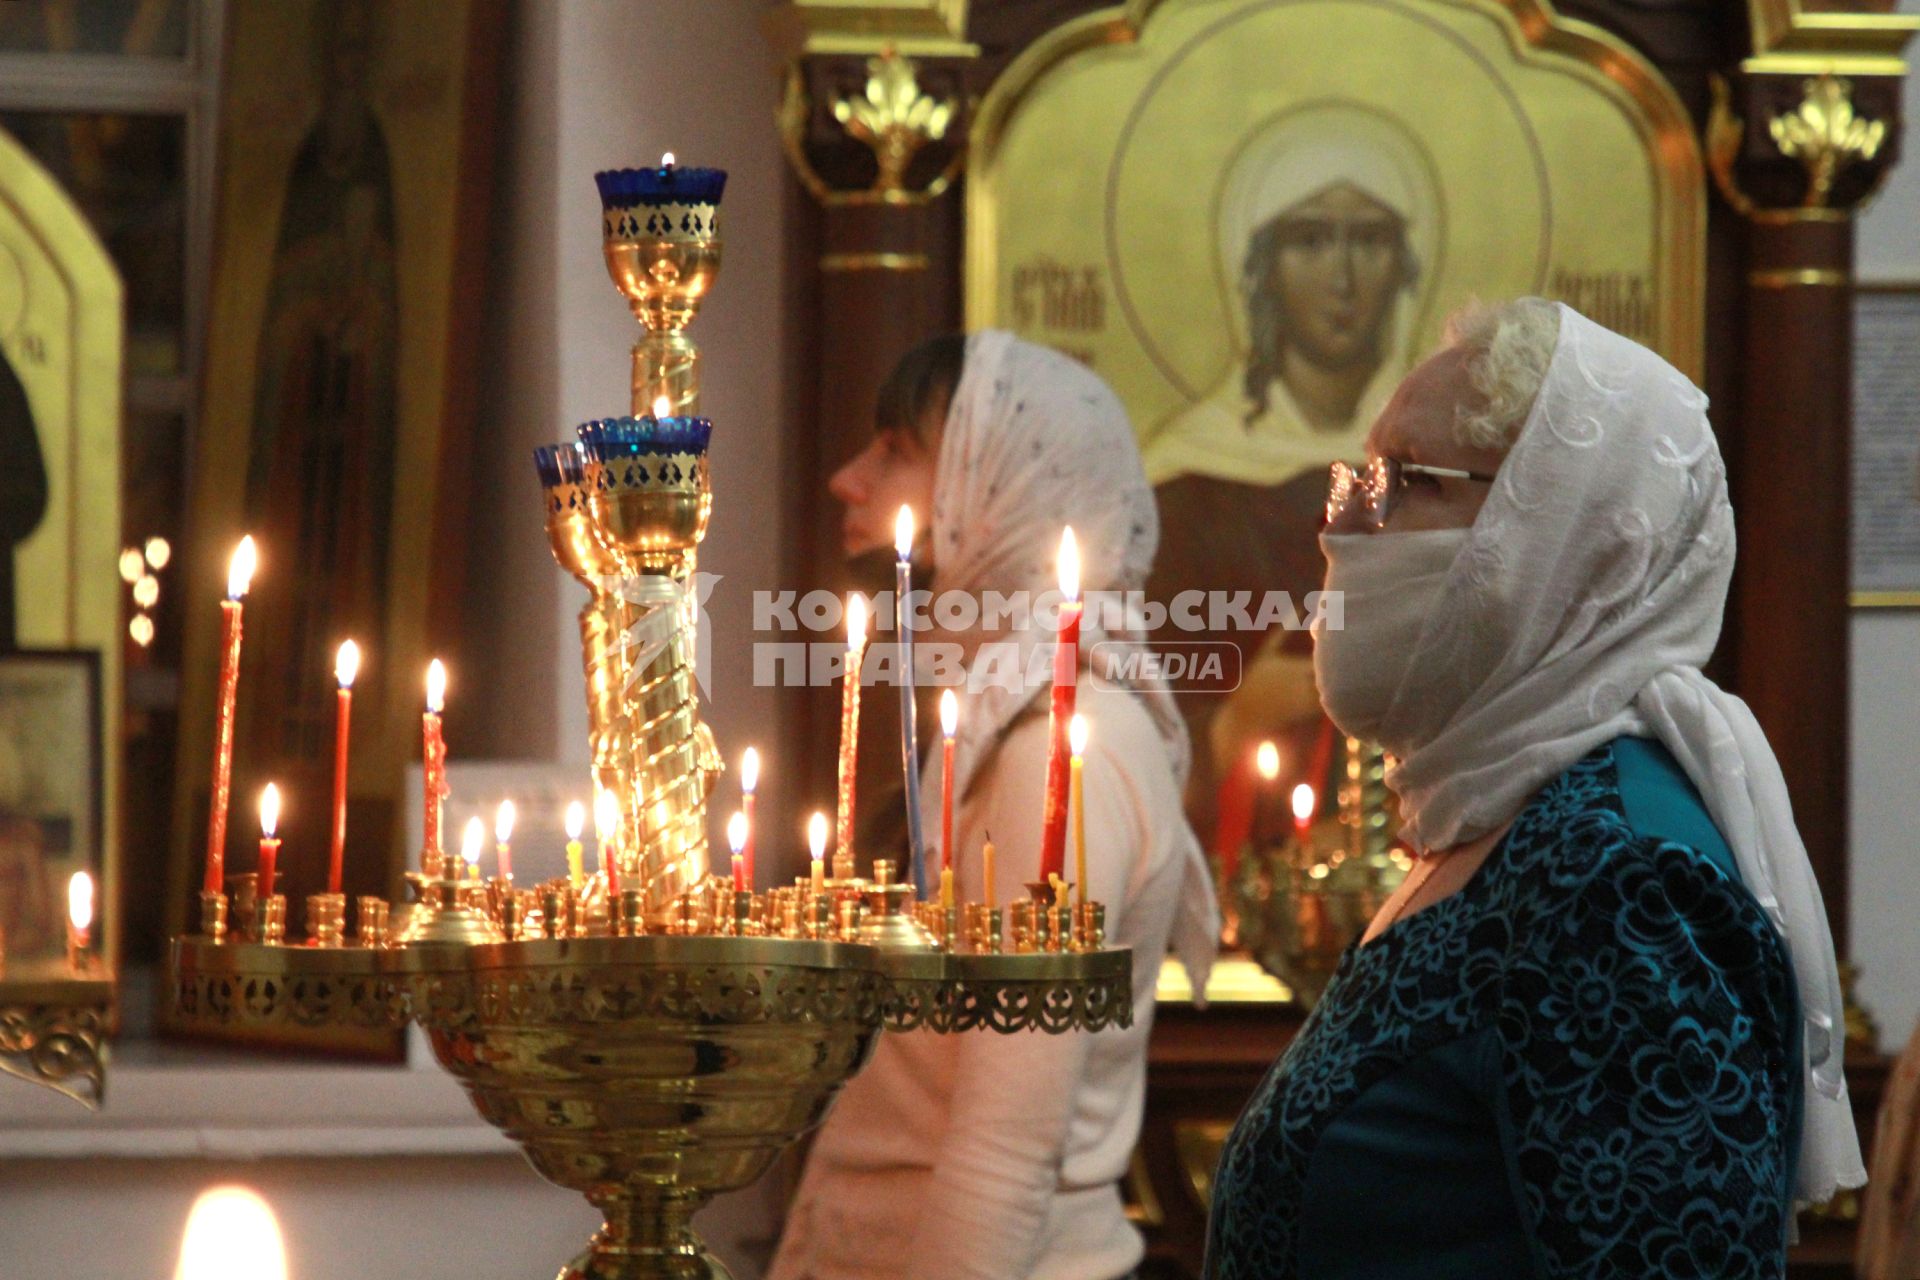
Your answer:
[423,660,449,875]
[495,799,516,882]
[940,866,954,911]
[1037,527,1082,883]
[739,747,759,888]
[594,787,621,900]
[1069,714,1089,907]
[1291,783,1316,845]
[564,801,586,890]
[203,535,256,896]
[894,507,926,890]
[257,783,281,902]
[938,690,958,873]
[727,811,748,893]
[328,640,359,896]
[808,811,828,897]
[66,871,92,974]
[983,834,997,907]
[834,594,868,881]
[461,817,484,882]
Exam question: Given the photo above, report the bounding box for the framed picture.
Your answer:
[1852,283,1920,607]
[0,650,103,973]
[164,0,502,1055]
[968,0,1704,861]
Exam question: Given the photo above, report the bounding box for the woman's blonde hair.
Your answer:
[1444,297,1561,452]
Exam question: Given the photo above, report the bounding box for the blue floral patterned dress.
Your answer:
[1205,737,1801,1279]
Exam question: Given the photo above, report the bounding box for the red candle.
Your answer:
[1291,783,1316,845]
[739,747,760,888]
[1037,527,1082,883]
[835,595,868,880]
[727,811,748,892]
[257,782,282,902]
[594,787,621,900]
[938,690,958,872]
[203,536,256,896]
[328,640,359,895]
[423,660,448,875]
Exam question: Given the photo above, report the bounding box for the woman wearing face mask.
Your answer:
[1204,298,1862,1279]
[768,333,1218,1280]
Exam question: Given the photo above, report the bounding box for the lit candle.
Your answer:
[894,506,926,891]
[1291,783,1316,845]
[495,800,516,882]
[203,535,256,896]
[835,594,868,881]
[983,833,997,907]
[1253,739,1281,852]
[423,660,449,876]
[461,817,484,882]
[257,782,281,902]
[594,787,621,900]
[1037,527,1082,883]
[328,640,359,896]
[739,747,760,889]
[1069,714,1089,907]
[727,811,748,892]
[66,871,92,973]
[808,811,828,898]
[938,690,958,875]
[564,801,586,890]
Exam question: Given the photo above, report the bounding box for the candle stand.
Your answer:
[169,159,1131,1280]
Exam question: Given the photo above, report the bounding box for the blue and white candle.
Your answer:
[896,505,926,893]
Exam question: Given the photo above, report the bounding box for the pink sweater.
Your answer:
[768,683,1195,1280]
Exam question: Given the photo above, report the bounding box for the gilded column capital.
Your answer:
[1708,70,1905,222]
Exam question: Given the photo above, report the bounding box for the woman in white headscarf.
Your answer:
[1205,299,1861,1279]
[768,332,1218,1280]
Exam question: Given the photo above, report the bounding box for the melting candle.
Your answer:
[203,535,256,896]
[495,799,516,881]
[329,640,359,896]
[1037,527,1082,883]
[894,506,925,891]
[564,800,586,890]
[727,810,748,893]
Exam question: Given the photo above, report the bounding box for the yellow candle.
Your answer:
[564,800,585,890]
[1069,714,1089,907]
[940,866,954,911]
[983,835,997,906]
[808,811,828,897]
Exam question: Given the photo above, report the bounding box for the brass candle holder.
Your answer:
[167,157,1136,1280]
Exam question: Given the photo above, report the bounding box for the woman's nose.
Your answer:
[828,458,864,505]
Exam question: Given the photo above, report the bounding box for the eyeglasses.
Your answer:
[1326,458,1498,531]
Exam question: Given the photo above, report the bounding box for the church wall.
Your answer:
[1851,8,1920,1054]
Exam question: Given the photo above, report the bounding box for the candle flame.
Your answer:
[1057,526,1080,601]
[227,535,257,600]
[133,574,160,608]
[259,783,281,838]
[808,811,828,862]
[144,535,172,570]
[740,746,760,795]
[895,505,915,559]
[727,810,748,854]
[174,1185,289,1280]
[1255,741,1281,782]
[461,817,484,868]
[335,639,361,689]
[426,658,447,713]
[1291,783,1316,824]
[1069,713,1089,758]
[495,799,516,845]
[846,593,868,651]
[68,871,93,932]
[594,788,619,844]
[565,800,585,842]
[661,151,675,167]
[119,547,144,584]
[651,394,672,419]
[939,688,958,738]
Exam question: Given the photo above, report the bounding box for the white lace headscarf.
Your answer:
[1379,302,1863,1207]
[923,331,1219,989]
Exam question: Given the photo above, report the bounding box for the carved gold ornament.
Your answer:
[831,47,957,195]
[1768,74,1887,208]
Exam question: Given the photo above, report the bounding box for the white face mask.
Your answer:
[1311,529,1468,745]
